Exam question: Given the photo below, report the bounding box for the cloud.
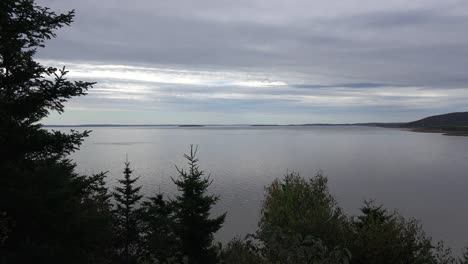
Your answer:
[35,0,468,124]
[39,60,468,124]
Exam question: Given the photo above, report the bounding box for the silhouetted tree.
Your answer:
[113,161,144,264]
[0,0,113,263]
[433,241,457,264]
[141,193,178,264]
[0,0,91,162]
[250,171,468,264]
[171,145,226,264]
[0,212,9,246]
[220,237,264,264]
[78,172,115,263]
[350,201,434,264]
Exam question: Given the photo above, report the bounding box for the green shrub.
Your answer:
[255,171,351,264]
[350,201,434,264]
[220,238,264,264]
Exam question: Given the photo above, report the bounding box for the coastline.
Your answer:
[405,127,468,136]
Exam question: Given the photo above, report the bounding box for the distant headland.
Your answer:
[401,111,468,136]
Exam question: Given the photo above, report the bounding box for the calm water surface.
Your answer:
[60,126,468,252]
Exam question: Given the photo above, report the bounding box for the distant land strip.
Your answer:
[44,111,468,136]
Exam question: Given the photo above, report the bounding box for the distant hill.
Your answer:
[405,111,468,128]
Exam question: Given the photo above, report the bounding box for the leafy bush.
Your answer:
[350,201,434,264]
[254,171,351,264]
[220,238,264,264]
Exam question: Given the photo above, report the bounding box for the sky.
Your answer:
[38,0,468,125]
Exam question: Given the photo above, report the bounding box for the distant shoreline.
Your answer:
[44,123,403,128]
[403,127,468,136]
[43,123,468,136]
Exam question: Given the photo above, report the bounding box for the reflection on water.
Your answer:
[59,125,468,252]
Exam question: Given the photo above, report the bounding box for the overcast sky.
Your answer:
[38,0,468,124]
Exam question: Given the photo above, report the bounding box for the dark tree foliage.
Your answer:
[0,0,92,162]
[220,237,264,264]
[460,248,468,264]
[0,212,10,246]
[433,241,457,264]
[171,145,226,264]
[0,0,113,263]
[350,201,434,264]
[254,171,351,264]
[141,193,178,264]
[77,172,115,263]
[113,161,144,264]
[2,2,467,263]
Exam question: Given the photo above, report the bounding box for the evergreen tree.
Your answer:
[0,0,113,262]
[113,161,144,264]
[0,0,91,162]
[78,172,115,263]
[141,193,178,264]
[171,145,226,264]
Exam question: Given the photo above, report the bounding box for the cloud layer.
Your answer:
[38,0,468,124]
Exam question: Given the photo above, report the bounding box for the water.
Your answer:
[59,125,468,252]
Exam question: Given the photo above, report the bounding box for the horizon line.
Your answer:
[43,122,404,127]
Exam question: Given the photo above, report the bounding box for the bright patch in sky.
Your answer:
[42,60,468,125]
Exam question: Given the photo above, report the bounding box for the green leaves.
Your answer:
[255,171,351,264]
[350,201,434,264]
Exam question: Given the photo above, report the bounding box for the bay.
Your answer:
[57,125,468,252]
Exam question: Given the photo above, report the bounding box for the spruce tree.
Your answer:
[141,193,178,263]
[171,145,226,264]
[113,161,144,264]
[79,172,115,263]
[0,0,91,162]
[0,1,113,262]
